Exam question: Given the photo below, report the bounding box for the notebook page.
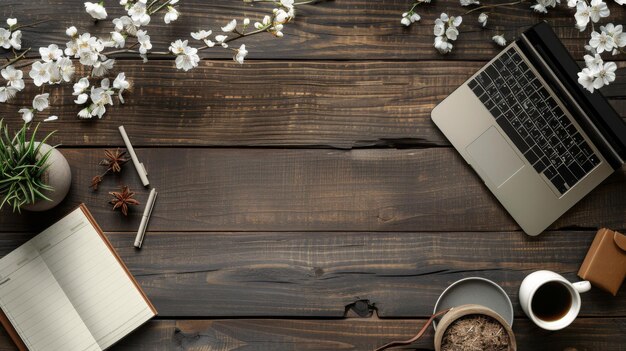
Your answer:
[33,208,155,349]
[0,240,100,351]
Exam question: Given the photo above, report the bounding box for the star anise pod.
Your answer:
[101,148,130,173]
[109,186,140,216]
[90,175,103,190]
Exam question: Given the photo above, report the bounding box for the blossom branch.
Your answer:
[1,48,31,70]
[462,0,526,15]
[11,19,51,31]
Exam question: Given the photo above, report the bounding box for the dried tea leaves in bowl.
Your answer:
[441,314,510,351]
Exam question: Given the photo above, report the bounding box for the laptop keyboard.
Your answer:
[467,47,600,195]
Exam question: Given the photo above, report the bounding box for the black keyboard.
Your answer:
[468,47,600,195]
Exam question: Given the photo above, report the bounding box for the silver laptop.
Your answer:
[431,22,626,236]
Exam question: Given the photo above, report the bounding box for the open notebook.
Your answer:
[0,204,156,351]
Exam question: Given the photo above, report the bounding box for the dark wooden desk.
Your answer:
[1,1,625,350]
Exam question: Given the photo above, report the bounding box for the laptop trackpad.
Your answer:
[466,127,524,187]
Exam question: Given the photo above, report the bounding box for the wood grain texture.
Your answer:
[1,317,624,350]
[1,230,624,317]
[0,61,624,148]
[0,148,623,233]
[2,0,626,61]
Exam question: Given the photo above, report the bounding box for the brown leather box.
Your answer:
[578,228,626,296]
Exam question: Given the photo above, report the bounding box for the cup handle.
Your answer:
[572,281,591,293]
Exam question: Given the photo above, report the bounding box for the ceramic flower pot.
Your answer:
[21,143,72,212]
[434,304,517,351]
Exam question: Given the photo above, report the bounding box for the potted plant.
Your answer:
[0,120,71,212]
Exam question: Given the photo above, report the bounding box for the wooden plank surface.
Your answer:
[1,148,624,233]
[2,0,625,349]
[1,230,624,318]
[2,0,626,61]
[0,61,624,148]
[0,317,624,351]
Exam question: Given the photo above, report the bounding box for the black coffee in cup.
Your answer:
[531,281,572,321]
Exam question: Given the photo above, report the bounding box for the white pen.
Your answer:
[134,188,157,248]
[119,125,150,187]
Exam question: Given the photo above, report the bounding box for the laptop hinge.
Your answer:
[519,33,624,167]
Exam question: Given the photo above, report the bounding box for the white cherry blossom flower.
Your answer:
[79,47,99,66]
[615,0,625,4]
[90,79,114,118]
[92,58,115,77]
[29,61,51,86]
[164,6,179,24]
[401,12,420,26]
[0,28,10,49]
[589,30,615,53]
[43,115,58,122]
[584,53,604,71]
[113,72,130,103]
[169,39,188,54]
[434,19,446,36]
[215,34,228,48]
[39,44,64,62]
[601,23,626,48]
[531,0,558,13]
[137,30,152,54]
[56,56,75,82]
[451,15,462,27]
[446,26,459,40]
[85,2,108,20]
[478,13,488,27]
[221,19,237,33]
[589,0,610,22]
[568,0,579,7]
[401,15,411,26]
[32,93,50,111]
[9,30,21,50]
[275,8,291,23]
[111,31,125,48]
[19,108,34,123]
[170,40,200,71]
[66,26,78,37]
[460,0,480,5]
[434,36,453,54]
[64,39,78,57]
[1,65,25,91]
[78,107,92,118]
[128,2,150,26]
[234,44,248,64]
[593,61,617,88]
[191,30,212,40]
[0,86,18,103]
[270,24,284,37]
[48,61,62,84]
[493,34,507,46]
[75,93,89,104]
[73,77,90,96]
[113,16,138,35]
[255,15,272,29]
[575,2,591,31]
[7,18,17,27]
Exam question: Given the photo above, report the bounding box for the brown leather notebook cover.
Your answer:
[0,204,157,350]
[0,308,27,351]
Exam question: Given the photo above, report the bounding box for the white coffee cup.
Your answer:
[519,270,591,330]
